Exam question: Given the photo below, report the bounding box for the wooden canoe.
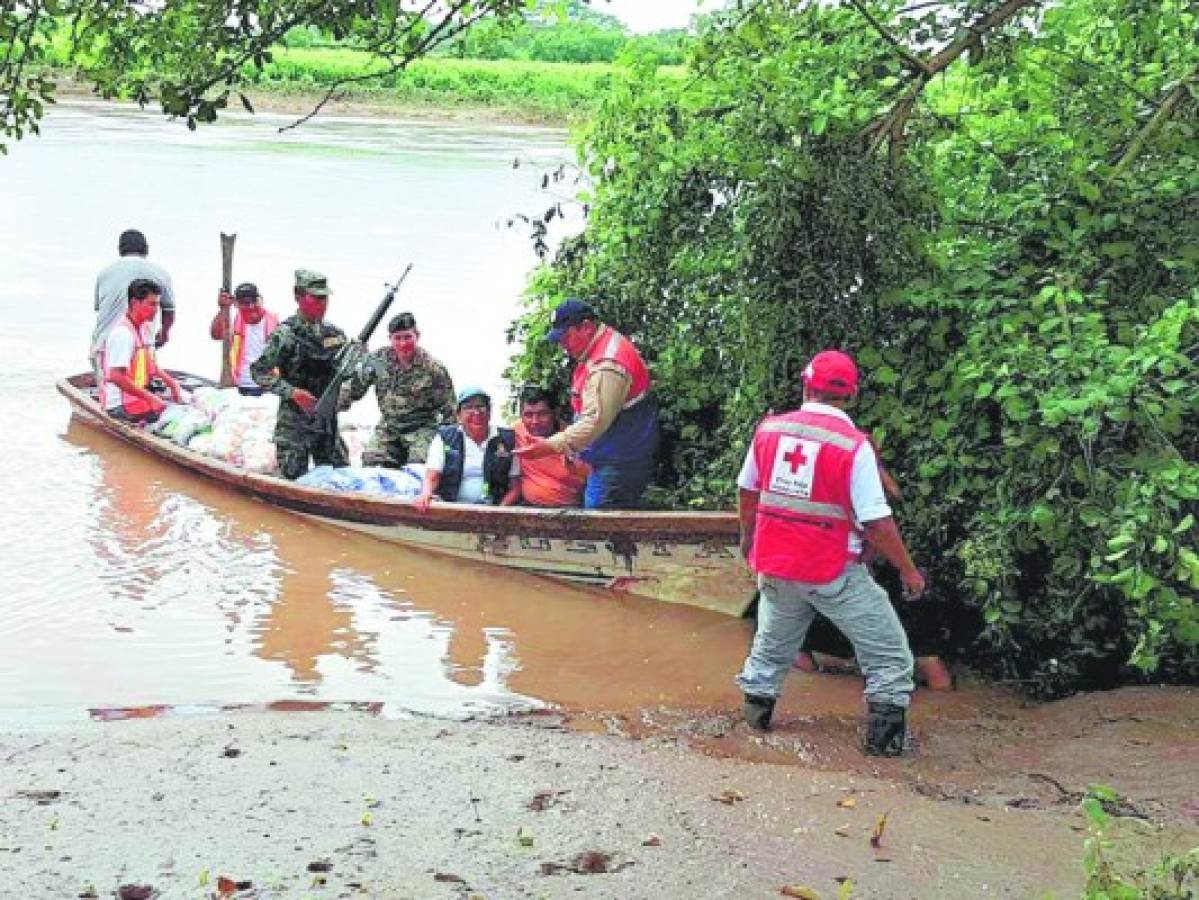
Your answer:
[59,372,755,616]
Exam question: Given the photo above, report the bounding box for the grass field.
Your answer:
[246,48,681,121]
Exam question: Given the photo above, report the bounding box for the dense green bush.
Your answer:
[508,0,1199,694]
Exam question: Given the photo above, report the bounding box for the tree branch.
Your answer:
[862,0,1042,162]
[848,0,931,76]
[1113,65,1198,176]
[277,0,484,133]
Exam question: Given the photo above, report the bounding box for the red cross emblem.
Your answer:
[783,442,809,473]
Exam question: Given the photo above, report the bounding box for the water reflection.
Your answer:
[46,416,752,721]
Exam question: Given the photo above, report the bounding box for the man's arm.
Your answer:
[345,350,380,404]
[545,363,630,454]
[851,440,925,598]
[863,518,925,598]
[157,310,176,348]
[500,476,522,507]
[738,488,759,561]
[413,435,446,512]
[250,327,297,400]
[210,292,233,340]
[107,368,166,414]
[434,362,456,424]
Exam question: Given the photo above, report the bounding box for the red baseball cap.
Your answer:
[802,350,859,396]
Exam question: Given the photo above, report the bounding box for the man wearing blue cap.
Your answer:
[516,300,659,508]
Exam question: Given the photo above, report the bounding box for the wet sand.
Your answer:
[2,685,1195,898]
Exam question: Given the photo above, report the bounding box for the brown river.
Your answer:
[0,100,760,723]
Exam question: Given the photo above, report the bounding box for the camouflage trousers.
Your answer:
[362,425,437,469]
[274,407,348,480]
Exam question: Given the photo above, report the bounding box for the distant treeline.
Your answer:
[282,9,691,66]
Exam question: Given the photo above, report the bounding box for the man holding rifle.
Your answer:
[251,270,350,480]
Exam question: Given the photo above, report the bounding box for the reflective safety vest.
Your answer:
[102,317,155,416]
[229,310,279,381]
[571,325,657,465]
[749,409,868,584]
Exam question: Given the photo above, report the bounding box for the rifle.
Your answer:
[313,264,414,425]
[218,233,237,388]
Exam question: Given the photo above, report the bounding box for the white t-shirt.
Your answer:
[102,320,155,410]
[426,426,521,504]
[737,403,891,554]
[236,320,269,388]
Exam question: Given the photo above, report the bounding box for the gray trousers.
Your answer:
[736,564,915,708]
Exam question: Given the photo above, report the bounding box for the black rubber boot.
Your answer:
[864,702,907,756]
[742,694,776,731]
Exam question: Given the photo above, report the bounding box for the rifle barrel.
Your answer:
[356,263,413,343]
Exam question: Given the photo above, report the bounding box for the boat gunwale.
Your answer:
[58,373,740,542]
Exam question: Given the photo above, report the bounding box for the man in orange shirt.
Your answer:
[514,387,589,507]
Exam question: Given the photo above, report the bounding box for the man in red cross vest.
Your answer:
[734,350,926,756]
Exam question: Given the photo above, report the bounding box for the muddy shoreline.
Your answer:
[47,75,574,127]
[1,685,1195,897]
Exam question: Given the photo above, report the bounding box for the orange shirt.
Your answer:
[515,422,590,507]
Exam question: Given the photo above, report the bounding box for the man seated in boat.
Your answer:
[209,282,280,397]
[341,312,455,467]
[100,278,183,424]
[515,300,659,509]
[514,387,589,508]
[250,270,351,480]
[413,387,521,510]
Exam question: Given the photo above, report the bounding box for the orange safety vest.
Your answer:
[749,409,867,583]
[102,317,155,416]
[569,324,651,415]
[229,309,279,380]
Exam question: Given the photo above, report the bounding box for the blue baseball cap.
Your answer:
[546,299,597,344]
[456,386,490,408]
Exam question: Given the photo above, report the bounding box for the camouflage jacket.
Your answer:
[251,314,349,403]
[347,346,455,436]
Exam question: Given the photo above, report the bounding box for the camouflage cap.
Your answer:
[294,269,331,297]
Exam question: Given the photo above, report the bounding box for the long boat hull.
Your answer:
[58,373,755,616]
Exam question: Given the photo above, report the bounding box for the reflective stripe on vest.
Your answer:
[749,410,867,583]
[570,325,652,415]
[758,491,850,520]
[230,310,279,378]
[103,318,153,416]
[757,419,859,452]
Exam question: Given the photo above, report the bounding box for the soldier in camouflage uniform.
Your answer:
[344,312,455,468]
[251,270,350,480]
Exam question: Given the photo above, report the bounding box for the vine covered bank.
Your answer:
[508,0,1199,696]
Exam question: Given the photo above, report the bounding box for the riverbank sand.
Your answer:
[5,703,1188,899]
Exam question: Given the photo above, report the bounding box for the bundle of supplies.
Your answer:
[296,464,425,498]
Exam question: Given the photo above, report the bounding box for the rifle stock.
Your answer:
[218,233,237,388]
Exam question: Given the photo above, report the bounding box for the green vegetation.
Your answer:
[247,49,677,120]
[4,1,690,134]
[282,0,690,65]
[1079,786,1198,898]
[1,0,543,144]
[508,0,1199,695]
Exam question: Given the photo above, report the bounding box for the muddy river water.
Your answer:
[0,101,761,722]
